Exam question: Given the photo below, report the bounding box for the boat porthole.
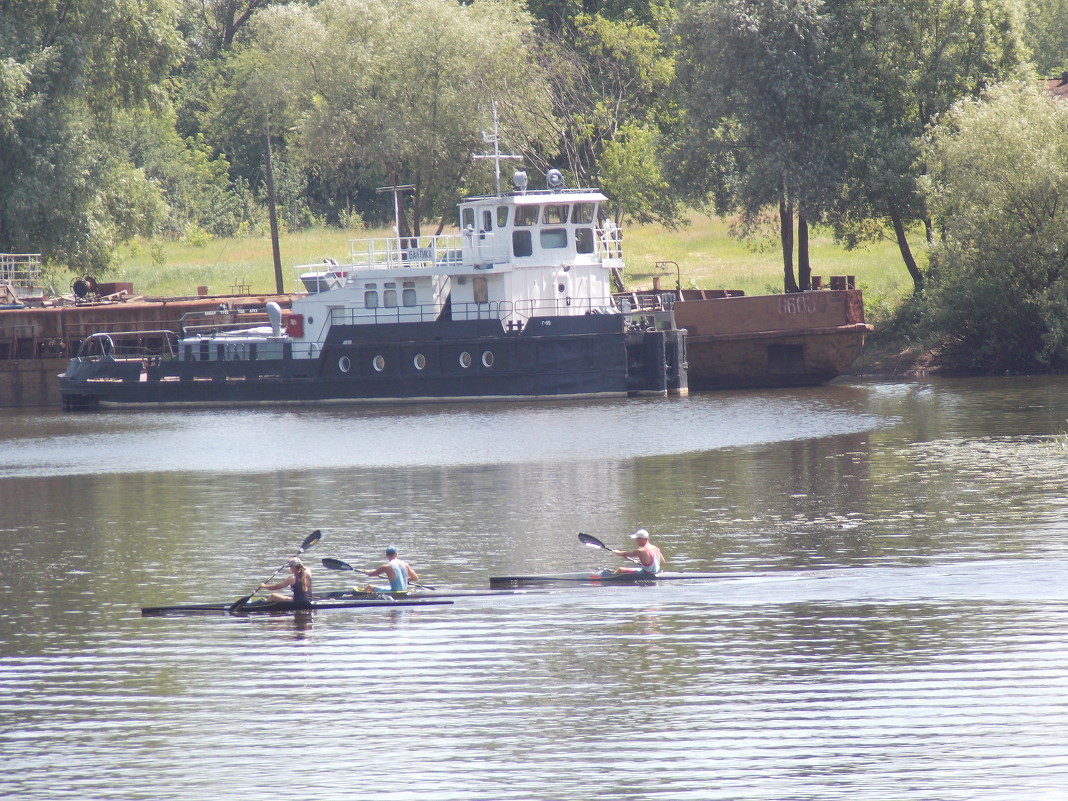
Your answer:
[482,351,494,368]
[372,355,386,372]
[459,351,472,369]
[413,353,426,370]
[338,356,351,373]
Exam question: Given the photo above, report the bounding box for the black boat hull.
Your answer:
[60,316,686,409]
[141,597,453,616]
[488,570,742,588]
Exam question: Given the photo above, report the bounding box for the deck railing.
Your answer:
[328,295,620,330]
[347,234,465,271]
[0,253,42,285]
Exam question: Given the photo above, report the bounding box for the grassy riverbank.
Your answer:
[104,212,916,323]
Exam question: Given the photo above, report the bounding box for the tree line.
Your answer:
[2,0,1067,371]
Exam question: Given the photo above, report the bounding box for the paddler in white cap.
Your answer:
[363,546,420,593]
[612,528,664,575]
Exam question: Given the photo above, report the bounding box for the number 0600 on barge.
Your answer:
[58,170,687,410]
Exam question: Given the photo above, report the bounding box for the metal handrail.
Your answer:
[75,330,178,360]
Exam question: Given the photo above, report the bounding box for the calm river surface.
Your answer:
[2,376,1067,800]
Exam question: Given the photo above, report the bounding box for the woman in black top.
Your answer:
[260,557,312,606]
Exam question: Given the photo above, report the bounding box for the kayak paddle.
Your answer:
[229,529,322,613]
[321,557,357,572]
[578,532,640,563]
[320,556,436,591]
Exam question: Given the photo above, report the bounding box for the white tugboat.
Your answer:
[58,168,687,410]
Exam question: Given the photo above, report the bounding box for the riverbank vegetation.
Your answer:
[3,0,1068,373]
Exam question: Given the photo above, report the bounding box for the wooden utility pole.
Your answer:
[264,122,284,294]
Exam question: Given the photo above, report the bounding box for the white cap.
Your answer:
[631,528,650,540]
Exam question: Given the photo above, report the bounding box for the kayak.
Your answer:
[141,597,453,616]
[322,587,519,600]
[488,570,738,589]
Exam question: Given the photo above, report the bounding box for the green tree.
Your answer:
[187,43,318,232]
[113,106,262,239]
[528,2,680,224]
[826,0,1026,292]
[175,1,307,226]
[243,0,552,235]
[674,0,849,292]
[184,0,293,56]
[1024,0,1068,76]
[918,81,1068,372]
[0,0,185,271]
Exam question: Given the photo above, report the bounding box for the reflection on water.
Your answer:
[2,376,1068,800]
[0,389,887,477]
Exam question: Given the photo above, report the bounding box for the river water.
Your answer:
[1,376,1067,800]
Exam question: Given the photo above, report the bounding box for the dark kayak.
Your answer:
[488,570,741,589]
[141,597,453,617]
[322,587,519,600]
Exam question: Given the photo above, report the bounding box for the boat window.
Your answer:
[364,290,379,308]
[513,230,533,257]
[372,355,386,372]
[461,208,475,229]
[497,206,509,227]
[576,228,594,254]
[338,356,351,373]
[543,204,568,224]
[540,228,568,249]
[459,351,473,368]
[482,210,493,231]
[515,206,539,226]
[383,288,398,307]
[413,353,426,370]
[573,203,595,224]
[473,276,488,304]
[402,288,417,306]
[482,351,494,367]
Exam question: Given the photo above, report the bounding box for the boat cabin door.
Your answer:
[462,205,501,267]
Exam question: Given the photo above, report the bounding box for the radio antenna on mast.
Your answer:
[376,184,415,256]
[473,100,522,196]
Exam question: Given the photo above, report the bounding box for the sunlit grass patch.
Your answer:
[110,213,917,308]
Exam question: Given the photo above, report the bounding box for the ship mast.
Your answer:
[473,100,522,196]
[376,184,415,255]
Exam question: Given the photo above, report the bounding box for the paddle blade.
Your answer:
[321,557,355,572]
[578,532,610,551]
[299,529,322,552]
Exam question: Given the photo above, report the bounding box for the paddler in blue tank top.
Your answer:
[260,557,313,607]
[612,528,664,575]
[363,546,419,593]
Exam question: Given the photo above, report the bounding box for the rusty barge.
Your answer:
[619,269,873,391]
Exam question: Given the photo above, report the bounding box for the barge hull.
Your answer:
[667,287,872,390]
